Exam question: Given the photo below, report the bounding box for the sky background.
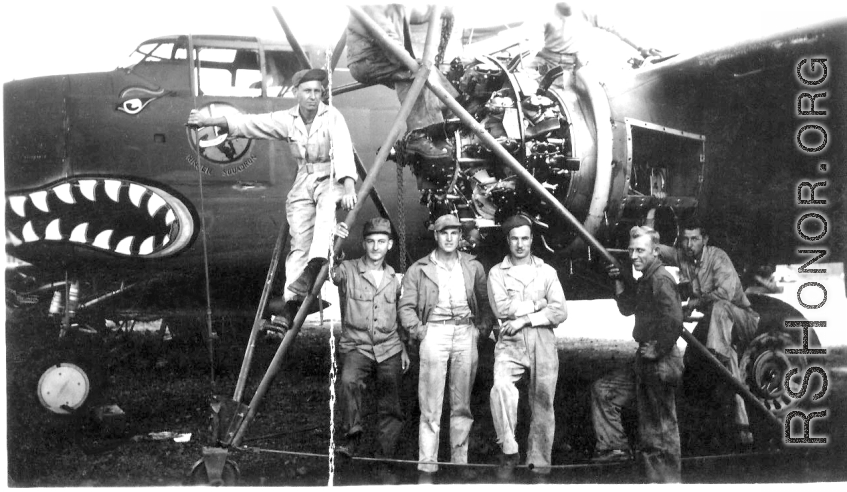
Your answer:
[2,0,847,82]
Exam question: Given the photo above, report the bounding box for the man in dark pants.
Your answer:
[654,218,759,446]
[346,4,458,158]
[331,218,409,484]
[591,225,683,483]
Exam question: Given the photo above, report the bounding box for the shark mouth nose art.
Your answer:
[5,178,195,258]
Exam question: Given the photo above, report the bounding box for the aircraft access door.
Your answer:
[615,118,705,245]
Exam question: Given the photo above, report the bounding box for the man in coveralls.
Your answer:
[187,68,357,331]
[592,225,684,483]
[655,218,759,446]
[487,215,567,483]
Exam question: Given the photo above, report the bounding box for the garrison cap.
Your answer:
[292,68,328,88]
[362,217,393,238]
[432,214,462,231]
[502,214,533,235]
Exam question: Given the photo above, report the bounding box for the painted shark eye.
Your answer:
[5,178,195,258]
[117,98,151,115]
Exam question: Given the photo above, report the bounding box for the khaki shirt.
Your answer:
[225,102,357,183]
[332,258,403,363]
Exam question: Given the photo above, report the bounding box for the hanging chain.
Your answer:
[324,48,338,487]
[435,9,453,68]
[396,163,407,273]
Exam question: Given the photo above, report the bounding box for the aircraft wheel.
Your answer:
[739,332,802,414]
[188,459,240,486]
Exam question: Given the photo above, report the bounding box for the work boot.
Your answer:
[497,452,519,482]
[591,448,633,463]
[288,258,327,297]
[417,471,435,485]
[405,131,452,159]
[530,471,551,484]
[377,464,400,485]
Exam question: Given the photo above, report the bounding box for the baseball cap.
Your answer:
[362,217,392,237]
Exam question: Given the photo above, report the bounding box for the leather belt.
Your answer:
[304,162,332,174]
[429,316,473,325]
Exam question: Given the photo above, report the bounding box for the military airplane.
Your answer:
[4,2,845,477]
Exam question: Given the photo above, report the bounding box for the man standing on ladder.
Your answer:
[187,68,358,331]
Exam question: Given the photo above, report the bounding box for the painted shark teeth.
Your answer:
[79,180,98,201]
[93,230,113,249]
[30,191,50,213]
[147,193,166,217]
[23,221,39,242]
[105,180,122,202]
[115,236,134,255]
[6,178,194,259]
[129,184,146,207]
[138,236,156,256]
[54,183,75,204]
[45,219,62,240]
[70,223,89,243]
[9,196,27,217]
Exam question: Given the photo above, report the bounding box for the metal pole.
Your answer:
[229,7,443,447]
[272,6,311,70]
[350,4,783,436]
[679,328,783,431]
[330,31,347,71]
[348,5,620,267]
[233,219,289,403]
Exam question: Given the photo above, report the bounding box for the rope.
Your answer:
[236,444,781,471]
[190,40,216,388]
[324,47,338,487]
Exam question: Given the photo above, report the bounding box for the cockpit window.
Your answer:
[122,41,186,69]
[195,47,263,97]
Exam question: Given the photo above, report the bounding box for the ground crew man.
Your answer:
[398,213,493,484]
[488,215,567,482]
[330,218,409,485]
[524,1,661,88]
[187,68,357,331]
[655,218,759,446]
[346,4,458,159]
[592,225,684,483]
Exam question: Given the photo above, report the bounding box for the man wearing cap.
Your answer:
[398,213,493,484]
[346,5,458,159]
[330,217,408,484]
[187,68,357,331]
[487,215,567,482]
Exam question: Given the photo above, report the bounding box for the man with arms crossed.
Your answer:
[488,215,567,482]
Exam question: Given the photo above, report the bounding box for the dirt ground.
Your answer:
[5,306,847,486]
